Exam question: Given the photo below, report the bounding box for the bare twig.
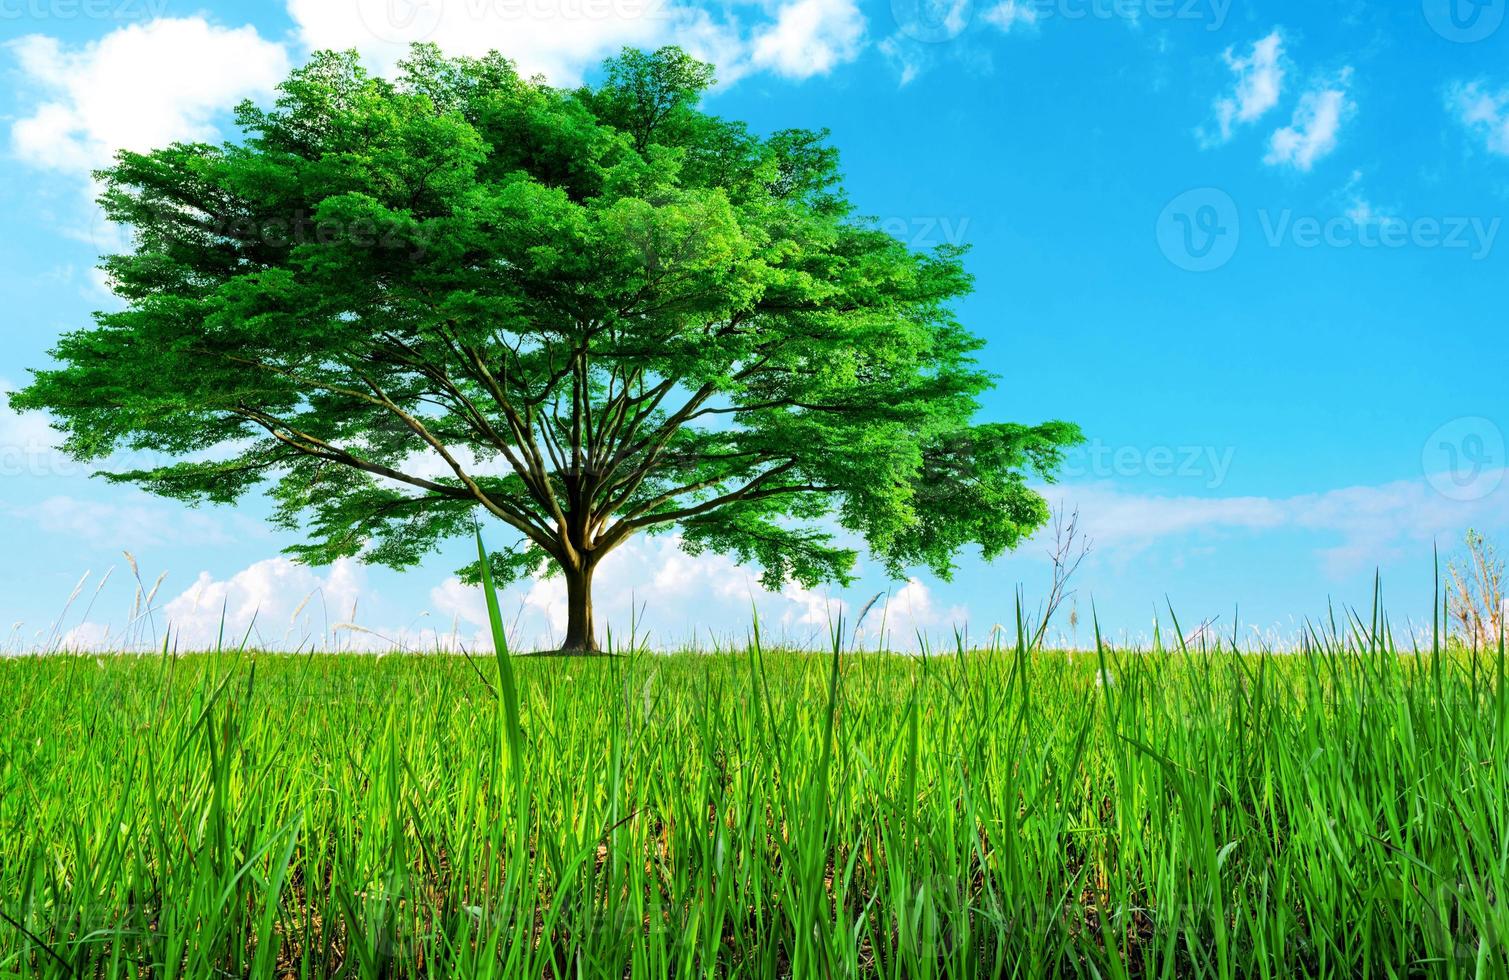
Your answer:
[1030,506,1092,651]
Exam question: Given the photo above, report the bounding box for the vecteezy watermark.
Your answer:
[874,215,972,250]
[890,0,973,42]
[1156,188,1240,273]
[1158,189,1501,272]
[357,0,443,43]
[1423,416,1505,502]
[891,0,1232,42]
[1034,0,1232,28]
[0,437,180,480]
[356,0,664,44]
[1061,439,1236,489]
[1257,211,1500,259]
[1423,0,1505,42]
[0,0,167,20]
[89,207,434,262]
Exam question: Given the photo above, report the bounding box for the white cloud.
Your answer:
[8,18,289,175]
[0,380,62,479]
[57,621,116,652]
[1207,29,1284,143]
[1,378,257,483]
[1448,81,1509,156]
[288,0,669,85]
[1,385,273,561]
[42,528,970,652]
[749,0,866,80]
[1344,199,1378,225]
[7,494,238,551]
[881,0,1032,86]
[1050,485,1287,545]
[980,0,1039,33]
[1336,169,1391,226]
[430,533,861,651]
[879,44,919,87]
[868,577,969,648]
[39,464,1509,652]
[1265,68,1353,172]
[423,533,980,652]
[1047,469,1508,578]
[160,557,377,650]
[43,555,360,653]
[9,0,870,187]
[288,0,861,87]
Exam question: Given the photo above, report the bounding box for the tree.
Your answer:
[15,45,1081,652]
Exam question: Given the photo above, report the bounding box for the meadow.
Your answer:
[2,587,1506,980]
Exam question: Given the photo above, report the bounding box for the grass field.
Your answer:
[2,600,1507,978]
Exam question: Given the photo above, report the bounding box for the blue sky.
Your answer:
[2,0,1506,651]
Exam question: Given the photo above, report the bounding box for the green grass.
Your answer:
[1,609,1507,977]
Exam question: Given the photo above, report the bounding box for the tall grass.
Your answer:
[1,589,1506,976]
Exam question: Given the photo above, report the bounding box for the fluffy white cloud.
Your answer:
[8,17,289,174]
[862,577,969,649]
[429,533,867,651]
[1048,485,1286,545]
[1449,81,1509,156]
[288,0,862,86]
[10,0,870,187]
[748,0,866,79]
[979,0,1039,33]
[1207,29,1284,143]
[1265,68,1353,172]
[155,557,383,650]
[43,532,968,653]
[288,0,671,84]
[46,557,362,652]
[427,532,969,652]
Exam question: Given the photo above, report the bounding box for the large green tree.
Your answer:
[16,45,1080,652]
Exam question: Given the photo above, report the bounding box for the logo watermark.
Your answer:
[1157,188,1240,273]
[89,207,434,263]
[356,0,665,44]
[1423,417,1504,502]
[1158,188,1500,271]
[1258,210,1499,260]
[358,0,441,43]
[875,215,972,250]
[1062,439,1236,489]
[1032,0,1231,28]
[892,0,1231,43]
[1423,0,1504,42]
[0,0,168,21]
[891,0,973,42]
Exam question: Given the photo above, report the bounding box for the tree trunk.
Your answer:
[560,560,598,653]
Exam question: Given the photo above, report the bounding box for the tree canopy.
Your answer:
[15,44,1081,651]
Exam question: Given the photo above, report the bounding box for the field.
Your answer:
[2,615,1507,978]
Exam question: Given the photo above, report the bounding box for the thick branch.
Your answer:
[599,460,832,550]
